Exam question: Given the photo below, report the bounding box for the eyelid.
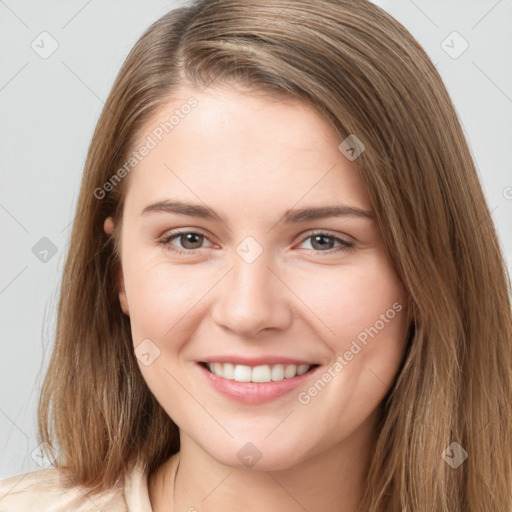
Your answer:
[160,228,216,247]
[298,228,355,245]
[158,227,355,256]
[158,227,353,245]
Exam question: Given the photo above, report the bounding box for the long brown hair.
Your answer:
[38,0,512,509]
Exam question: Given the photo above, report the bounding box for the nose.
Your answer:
[210,249,293,339]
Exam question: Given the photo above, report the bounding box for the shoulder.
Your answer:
[0,461,150,512]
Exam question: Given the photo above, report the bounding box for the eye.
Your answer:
[157,230,355,256]
[158,230,212,255]
[297,231,355,256]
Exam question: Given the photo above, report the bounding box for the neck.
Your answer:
[149,412,377,512]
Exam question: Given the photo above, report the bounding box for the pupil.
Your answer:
[183,233,202,249]
[313,235,332,250]
[180,234,334,251]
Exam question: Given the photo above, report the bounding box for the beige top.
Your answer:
[0,459,153,512]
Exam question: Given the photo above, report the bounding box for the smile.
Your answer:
[197,361,321,404]
[204,362,314,382]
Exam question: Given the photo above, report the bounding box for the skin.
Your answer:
[104,84,410,512]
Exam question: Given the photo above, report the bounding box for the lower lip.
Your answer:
[196,363,320,404]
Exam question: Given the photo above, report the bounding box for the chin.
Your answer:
[205,439,308,472]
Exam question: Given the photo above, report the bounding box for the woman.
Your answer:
[1,0,511,511]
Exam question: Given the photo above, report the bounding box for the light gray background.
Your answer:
[1,0,511,479]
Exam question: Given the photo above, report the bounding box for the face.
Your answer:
[104,84,410,470]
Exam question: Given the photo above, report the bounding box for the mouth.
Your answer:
[196,361,321,404]
[199,361,319,383]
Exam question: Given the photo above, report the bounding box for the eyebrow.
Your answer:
[141,200,375,223]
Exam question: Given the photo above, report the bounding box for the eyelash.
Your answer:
[157,229,355,256]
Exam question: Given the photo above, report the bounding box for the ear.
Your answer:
[104,217,129,316]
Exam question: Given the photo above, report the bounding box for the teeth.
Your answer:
[206,362,312,382]
[223,362,234,379]
[297,364,310,375]
[271,364,284,381]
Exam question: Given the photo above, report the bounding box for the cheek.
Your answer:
[294,262,408,422]
[290,260,408,348]
[122,254,206,406]
[123,253,208,341]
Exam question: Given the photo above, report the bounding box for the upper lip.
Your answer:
[200,355,318,366]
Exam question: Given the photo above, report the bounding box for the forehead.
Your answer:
[122,85,372,216]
